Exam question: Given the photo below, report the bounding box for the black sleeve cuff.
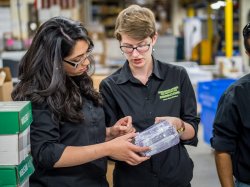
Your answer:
[210,136,236,153]
[180,120,199,146]
[37,143,66,168]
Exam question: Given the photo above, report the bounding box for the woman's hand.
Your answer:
[106,132,150,165]
[155,116,183,130]
[106,116,136,141]
[54,132,150,168]
[155,116,195,140]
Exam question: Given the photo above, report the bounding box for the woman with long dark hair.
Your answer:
[12,16,149,187]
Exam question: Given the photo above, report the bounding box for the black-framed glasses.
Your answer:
[64,49,92,69]
[120,43,151,54]
[243,22,250,38]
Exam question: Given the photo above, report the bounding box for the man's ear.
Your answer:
[245,50,250,57]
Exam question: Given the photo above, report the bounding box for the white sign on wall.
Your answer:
[0,8,11,37]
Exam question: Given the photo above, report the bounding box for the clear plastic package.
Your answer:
[133,120,180,156]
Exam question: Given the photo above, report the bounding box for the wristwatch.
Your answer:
[177,120,185,134]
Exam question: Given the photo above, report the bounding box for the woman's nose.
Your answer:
[131,48,140,57]
[80,58,90,67]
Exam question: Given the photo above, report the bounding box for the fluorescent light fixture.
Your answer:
[210,1,226,10]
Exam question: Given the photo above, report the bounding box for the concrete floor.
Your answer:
[187,125,221,187]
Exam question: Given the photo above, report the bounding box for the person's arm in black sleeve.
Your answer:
[211,92,239,152]
[211,91,239,187]
[31,108,66,169]
[99,78,119,127]
[31,106,150,167]
[154,68,199,144]
[180,67,200,145]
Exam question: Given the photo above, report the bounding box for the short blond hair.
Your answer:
[114,4,156,41]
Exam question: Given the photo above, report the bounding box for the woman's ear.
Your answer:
[152,33,158,46]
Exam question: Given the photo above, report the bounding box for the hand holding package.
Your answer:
[133,120,180,156]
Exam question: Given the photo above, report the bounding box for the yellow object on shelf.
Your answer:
[200,40,212,65]
[191,39,212,65]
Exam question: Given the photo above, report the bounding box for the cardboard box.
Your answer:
[19,177,29,187]
[0,155,34,187]
[106,161,115,186]
[0,127,30,165]
[92,75,107,91]
[0,101,32,165]
[0,70,6,86]
[0,101,33,134]
[0,67,13,101]
[0,166,30,187]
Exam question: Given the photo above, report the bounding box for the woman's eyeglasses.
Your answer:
[64,50,92,69]
[120,43,150,54]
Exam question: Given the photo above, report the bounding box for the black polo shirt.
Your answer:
[100,58,200,187]
[29,99,108,187]
[211,73,250,184]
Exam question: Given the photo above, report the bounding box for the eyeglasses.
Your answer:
[120,43,150,54]
[243,22,250,38]
[64,49,92,69]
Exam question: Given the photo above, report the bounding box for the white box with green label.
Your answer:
[0,155,34,187]
[0,101,33,165]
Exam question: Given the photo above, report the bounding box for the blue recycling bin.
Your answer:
[197,79,236,144]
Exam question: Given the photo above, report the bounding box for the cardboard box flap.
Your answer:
[0,67,12,82]
[0,68,13,101]
[17,155,34,185]
[0,71,6,86]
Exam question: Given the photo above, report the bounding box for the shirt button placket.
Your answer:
[144,83,152,118]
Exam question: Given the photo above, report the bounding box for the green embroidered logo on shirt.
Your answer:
[158,86,180,101]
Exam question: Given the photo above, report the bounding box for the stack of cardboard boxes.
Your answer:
[0,101,34,187]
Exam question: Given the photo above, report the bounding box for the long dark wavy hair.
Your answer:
[11,17,102,123]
